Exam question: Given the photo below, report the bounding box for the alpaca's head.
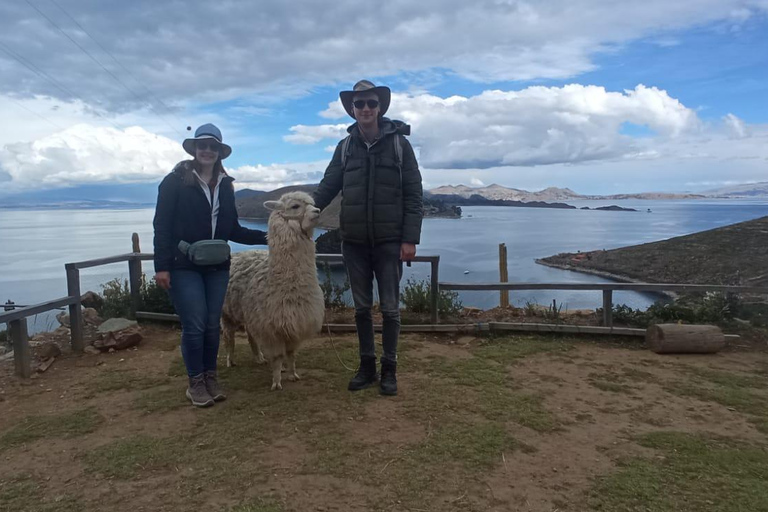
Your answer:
[264,191,321,238]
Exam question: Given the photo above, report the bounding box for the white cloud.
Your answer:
[228,161,325,191]
[0,124,186,192]
[724,113,749,138]
[470,177,485,186]
[288,84,703,168]
[283,124,348,144]
[1,1,766,111]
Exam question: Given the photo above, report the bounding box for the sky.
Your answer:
[0,0,767,199]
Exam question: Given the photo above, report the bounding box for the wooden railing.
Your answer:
[1,243,440,377]
[439,282,768,327]
[4,239,764,379]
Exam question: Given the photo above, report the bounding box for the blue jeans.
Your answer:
[342,241,403,363]
[169,269,230,377]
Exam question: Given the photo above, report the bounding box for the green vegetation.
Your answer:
[590,432,768,511]
[401,277,463,316]
[0,408,103,452]
[605,292,743,328]
[318,262,350,309]
[99,273,175,319]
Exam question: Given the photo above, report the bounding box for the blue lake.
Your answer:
[1,198,767,334]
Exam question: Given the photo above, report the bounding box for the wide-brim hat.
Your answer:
[340,80,391,119]
[182,123,232,159]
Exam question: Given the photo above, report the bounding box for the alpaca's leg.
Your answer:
[270,355,284,391]
[286,350,299,382]
[247,331,266,364]
[221,318,236,368]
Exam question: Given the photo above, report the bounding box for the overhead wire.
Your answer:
[0,40,123,130]
[25,0,184,137]
[47,0,187,129]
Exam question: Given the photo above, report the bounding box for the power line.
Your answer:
[47,0,187,129]
[25,0,184,137]
[3,95,65,130]
[0,41,123,130]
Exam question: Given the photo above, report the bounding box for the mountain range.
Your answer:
[428,184,707,201]
[2,181,766,209]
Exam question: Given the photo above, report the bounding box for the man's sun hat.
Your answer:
[182,123,232,159]
[339,80,391,119]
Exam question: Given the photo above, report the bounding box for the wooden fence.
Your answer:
[2,239,765,378]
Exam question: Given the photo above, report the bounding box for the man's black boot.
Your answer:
[380,359,398,396]
[348,355,379,391]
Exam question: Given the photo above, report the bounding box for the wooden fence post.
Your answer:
[430,257,440,324]
[499,243,509,308]
[3,300,14,346]
[10,318,30,378]
[602,290,613,327]
[65,264,84,352]
[128,233,142,319]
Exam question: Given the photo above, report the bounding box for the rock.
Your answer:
[83,308,103,326]
[97,318,138,334]
[35,342,62,360]
[84,345,101,355]
[56,311,70,327]
[36,357,56,373]
[93,328,143,352]
[80,291,104,310]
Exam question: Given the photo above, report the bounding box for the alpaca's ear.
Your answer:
[263,200,283,211]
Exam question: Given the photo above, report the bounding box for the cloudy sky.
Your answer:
[1,0,766,198]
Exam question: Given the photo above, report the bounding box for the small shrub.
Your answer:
[605,292,742,328]
[401,278,463,317]
[319,263,350,309]
[99,274,175,319]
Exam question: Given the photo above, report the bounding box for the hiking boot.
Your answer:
[186,373,214,407]
[204,370,226,402]
[348,356,379,391]
[380,359,398,396]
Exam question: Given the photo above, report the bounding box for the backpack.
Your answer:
[340,132,404,176]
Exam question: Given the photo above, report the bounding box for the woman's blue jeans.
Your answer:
[169,269,230,377]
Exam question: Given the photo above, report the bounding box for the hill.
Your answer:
[236,185,461,229]
[428,184,704,202]
[536,216,768,287]
[704,182,768,198]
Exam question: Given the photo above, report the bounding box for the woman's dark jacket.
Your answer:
[153,160,267,273]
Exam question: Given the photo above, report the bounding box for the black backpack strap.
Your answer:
[340,135,352,169]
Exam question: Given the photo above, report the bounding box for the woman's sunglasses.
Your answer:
[196,141,221,152]
[353,99,379,109]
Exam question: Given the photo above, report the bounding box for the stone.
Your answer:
[84,345,101,355]
[80,291,104,310]
[93,329,143,352]
[35,342,62,360]
[82,308,103,326]
[56,311,70,327]
[97,318,138,334]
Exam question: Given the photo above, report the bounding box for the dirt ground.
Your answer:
[2,325,768,511]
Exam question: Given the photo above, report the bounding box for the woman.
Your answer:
[153,123,267,407]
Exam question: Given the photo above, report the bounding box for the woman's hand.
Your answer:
[155,271,171,290]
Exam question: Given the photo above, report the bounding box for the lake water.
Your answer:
[2,199,767,334]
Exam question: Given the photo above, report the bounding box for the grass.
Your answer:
[590,431,768,511]
[230,498,284,512]
[0,408,103,452]
[89,367,171,394]
[0,475,83,512]
[662,364,768,434]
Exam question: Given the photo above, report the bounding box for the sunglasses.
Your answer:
[353,99,379,109]
[196,141,221,152]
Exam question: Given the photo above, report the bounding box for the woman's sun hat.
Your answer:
[182,123,232,159]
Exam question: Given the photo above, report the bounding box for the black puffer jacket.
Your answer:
[153,161,267,273]
[313,118,423,246]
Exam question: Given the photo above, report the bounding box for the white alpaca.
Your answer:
[221,191,325,391]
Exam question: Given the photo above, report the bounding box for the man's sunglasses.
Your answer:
[353,99,379,109]
[196,141,221,152]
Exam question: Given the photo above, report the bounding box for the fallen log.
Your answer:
[646,324,725,354]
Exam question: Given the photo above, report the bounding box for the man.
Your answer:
[313,80,423,396]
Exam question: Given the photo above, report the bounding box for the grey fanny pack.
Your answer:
[178,240,231,266]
